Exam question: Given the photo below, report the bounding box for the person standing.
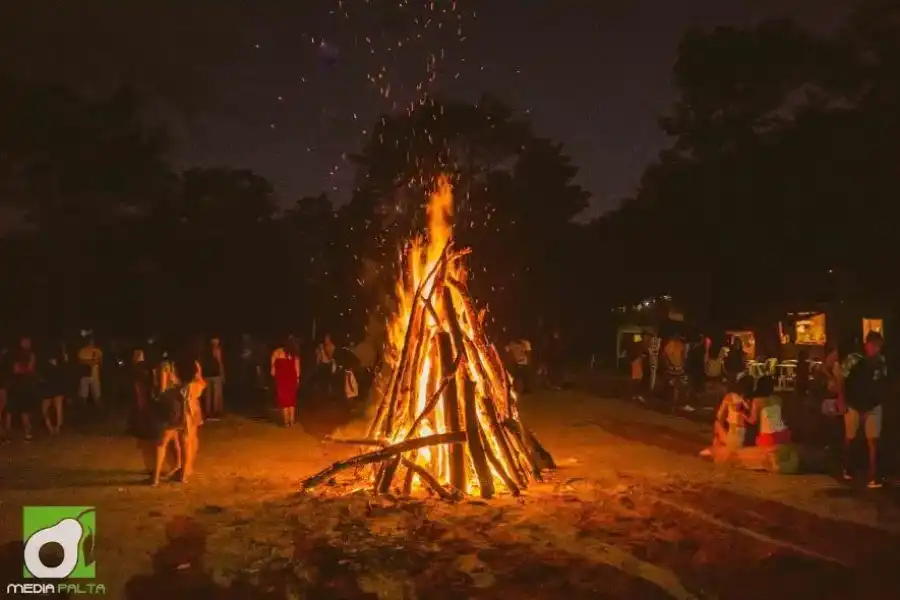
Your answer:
[662,334,687,407]
[40,343,67,435]
[152,357,205,485]
[7,337,38,440]
[0,346,9,442]
[128,349,158,477]
[546,330,564,390]
[178,356,205,483]
[201,337,225,420]
[271,336,301,427]
[158,351,176,393]
[647,332,661,396]
[505,336,532,394]
[77,335,103,406]
[687,334,707,399]
[238,334,263,408]
[629,339,645,401]
[724,337,745,381]
[314,333,340,397]
[316,333,336,368]
[838,331,888,488]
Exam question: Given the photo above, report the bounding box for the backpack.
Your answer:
[155,385,188,429]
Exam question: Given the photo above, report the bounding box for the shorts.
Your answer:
[844,405,882,440]
[78,376,101,400]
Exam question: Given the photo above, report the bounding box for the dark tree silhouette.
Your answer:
[596,1,900,328]
[347,97,589,336]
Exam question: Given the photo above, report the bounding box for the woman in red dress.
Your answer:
[271,336,300,427]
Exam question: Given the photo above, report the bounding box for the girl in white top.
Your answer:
[745,375,791,446]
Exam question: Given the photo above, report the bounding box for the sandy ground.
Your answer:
[2,391,900,599]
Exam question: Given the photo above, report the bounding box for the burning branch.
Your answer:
[301,176,553,499]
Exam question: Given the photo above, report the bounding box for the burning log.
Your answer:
[301,431,466,490]
[437,331,466,493]
[301,176,553,499]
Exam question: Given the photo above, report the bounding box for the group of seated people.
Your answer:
[700,374,799,473]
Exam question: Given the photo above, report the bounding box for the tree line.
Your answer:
[1,0,897,352]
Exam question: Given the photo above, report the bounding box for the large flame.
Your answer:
[381,175,520,495]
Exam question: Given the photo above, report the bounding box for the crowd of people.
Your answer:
[0,331,364,485]
[624,328,891,487]
[703,330,890,488]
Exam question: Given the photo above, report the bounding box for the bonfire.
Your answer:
[301,176,554,499]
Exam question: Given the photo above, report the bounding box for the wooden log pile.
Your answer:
[301,243,554,499]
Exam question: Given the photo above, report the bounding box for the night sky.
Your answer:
[4,0,852,219]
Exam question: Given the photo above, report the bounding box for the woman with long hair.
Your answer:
[701,375,754,458]
[177,355,205,483]
[271,336,300,427]
[151,353,205,485]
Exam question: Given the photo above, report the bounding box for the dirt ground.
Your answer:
[3,391,900,599]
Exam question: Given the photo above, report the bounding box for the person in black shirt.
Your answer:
[687,334,707,399]
[839,331,888,488]
[724,338,745,381]
[40,343,67,434]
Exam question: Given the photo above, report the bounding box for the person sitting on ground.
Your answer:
[745,376,791,446]
[701,375,753,458]
[738,375,799,473]
[8,336,38,441]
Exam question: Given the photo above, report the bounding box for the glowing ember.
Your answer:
[302,176,553,499]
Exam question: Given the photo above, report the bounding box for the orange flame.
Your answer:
[380,175,522,495]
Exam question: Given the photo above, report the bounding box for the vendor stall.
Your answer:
[616,324,655,369]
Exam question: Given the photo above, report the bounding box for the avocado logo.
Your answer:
[22,506,96,579]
